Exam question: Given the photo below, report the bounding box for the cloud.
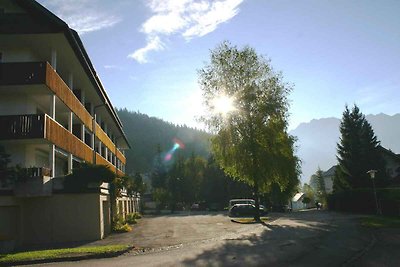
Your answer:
[128,36,165,64]
[129,0,244,63]
[38,0,121,34]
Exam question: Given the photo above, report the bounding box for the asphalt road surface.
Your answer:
[33,210,392,267]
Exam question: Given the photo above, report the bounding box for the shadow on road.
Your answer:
[181,211,367,267]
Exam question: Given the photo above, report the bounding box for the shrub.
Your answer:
[125,212,142,224]
[112,215,132,233]
[125,214,137,224]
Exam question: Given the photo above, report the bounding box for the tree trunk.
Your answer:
[254,182,260,221]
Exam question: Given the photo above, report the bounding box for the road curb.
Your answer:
[342,231,377,267]
[0,246,134,267]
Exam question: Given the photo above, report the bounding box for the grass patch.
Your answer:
[361,216,400,228]
[0,245,130,264]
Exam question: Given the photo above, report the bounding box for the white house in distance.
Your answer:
[0,0,138,249]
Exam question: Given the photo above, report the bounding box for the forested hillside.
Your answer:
[117,108,211,174]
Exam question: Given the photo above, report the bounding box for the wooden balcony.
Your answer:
[95,154,125,176]
[0,62,92,131]
[95,122,126,165]
[45,116,93,163]
[0,114,45,140]
[0,62,126,165]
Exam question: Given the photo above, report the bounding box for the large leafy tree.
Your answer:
[335,105,386,191]
[199,41,300,220]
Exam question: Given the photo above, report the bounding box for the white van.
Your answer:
[228,199,255,209]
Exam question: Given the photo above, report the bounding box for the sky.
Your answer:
[37,0,400,131]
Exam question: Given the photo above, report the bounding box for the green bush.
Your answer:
[125,213,137,224]
[125,212,142,224]
[327,188,400,216]
[112,216,132,233]
[133,212,142,219]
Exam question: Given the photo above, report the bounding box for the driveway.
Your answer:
[33,210,399,267]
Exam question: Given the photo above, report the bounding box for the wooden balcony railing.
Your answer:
[0,114,45,140]
[0,62,126,165]
[0,62,93,131]
[95,154,125,176]
[95,122,126,165]
[45,116,93,163]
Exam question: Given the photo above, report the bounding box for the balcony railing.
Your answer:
[0,114,45,140]
[0,61,127,165]
[0,62,47,85]
[23,167,52,177]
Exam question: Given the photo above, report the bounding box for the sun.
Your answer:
[213,95,236,115]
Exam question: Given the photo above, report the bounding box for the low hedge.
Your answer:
[327,188,400,216]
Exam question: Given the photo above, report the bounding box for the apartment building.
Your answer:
[0,0,137,249]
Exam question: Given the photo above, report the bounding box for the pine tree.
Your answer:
[335,105,386,191]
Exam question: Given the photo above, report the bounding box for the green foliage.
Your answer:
[153,187,169,210]
[0,146,30,186]
[64,163,116,191]
[112,215,132,233]
[125,212,142,224]
[302,196,311,204]
[302,183,315,204]
[200,156,252,205]
[199,41,300,218]
[0,145,11,170]
[132,172,147,195]
[125,213,137,224]
[335,105,387,191]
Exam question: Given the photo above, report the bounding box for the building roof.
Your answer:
[2,0,130,149]
[292,192,305,202]
[378,145,400,162]
[322,165,336,177]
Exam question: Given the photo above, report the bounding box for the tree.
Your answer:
[199,41,300,220]
[313,168,327,206]
[335,105,386,191]
[132,172,147,196]
[302,183,315,206]
[151,144,168,189]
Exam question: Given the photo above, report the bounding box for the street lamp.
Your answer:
[367,170,381,215]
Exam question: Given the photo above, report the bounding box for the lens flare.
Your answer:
[164,138,185,161]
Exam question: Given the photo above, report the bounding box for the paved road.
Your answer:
[34,210,392,267]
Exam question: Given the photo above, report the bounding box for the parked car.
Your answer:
[228,203,268,217]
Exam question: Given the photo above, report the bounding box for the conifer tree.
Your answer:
[335,105,386,191]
